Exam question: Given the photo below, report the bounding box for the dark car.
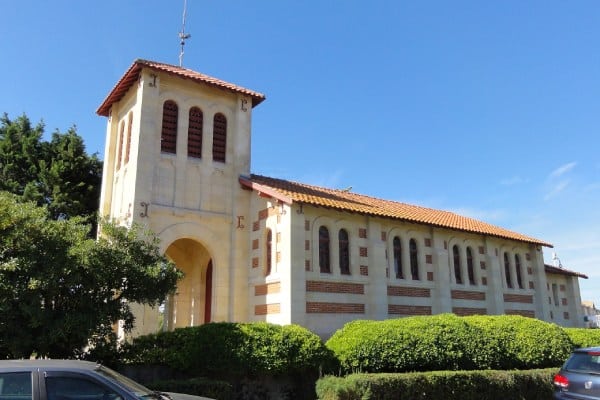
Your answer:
[0,360,212,400]
[553,346,600,399]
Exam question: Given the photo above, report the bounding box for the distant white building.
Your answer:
[97,59,589,339]
[582,301,600,328]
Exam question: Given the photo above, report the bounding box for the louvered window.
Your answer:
[319,226,330,273]
[161,100,178,154]
[453,245,462,284]
[410,238,419,280]
[188,107,203,158]
[393,236,403,279]
[124,112,133,164]
[339,229,350,275]
[212,113,227,162]
[116,121,124,170]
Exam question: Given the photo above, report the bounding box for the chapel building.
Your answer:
[97,59,587,339]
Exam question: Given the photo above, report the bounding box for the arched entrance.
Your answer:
[163,238,213,330]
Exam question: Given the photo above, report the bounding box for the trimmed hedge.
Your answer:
[464,315,572,369]
[325,314,572,373]
[315,369,556,400]
[564,327,600,349]
[120,322,336,378]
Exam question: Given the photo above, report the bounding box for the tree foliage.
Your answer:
[0,192,182,359]
[0,113,102,231]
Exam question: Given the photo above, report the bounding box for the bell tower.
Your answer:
[97,59,265,334]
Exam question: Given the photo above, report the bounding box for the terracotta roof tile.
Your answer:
[544,264,588,279]
[97,59,265,116]
[249,174,552,247]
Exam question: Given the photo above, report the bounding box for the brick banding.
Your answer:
[388,304,432,315]
[306,280,365,294]
[387,286,431,297]
[254,303,280,315]
[254,282,281,296]
[306,302,365,314]
[503,294,533,304]
[452,307,486,316]
[506,309,535,318]
[451,290,486,301]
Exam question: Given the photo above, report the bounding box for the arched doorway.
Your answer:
[163,238,213,330]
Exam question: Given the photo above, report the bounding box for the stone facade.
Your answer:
[98,60,587,339]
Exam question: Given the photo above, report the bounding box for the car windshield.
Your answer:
[94,365,163,399]
[565,352,600,374]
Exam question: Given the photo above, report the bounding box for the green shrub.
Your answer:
[316,369,556,400]
[564,327,600,349]
[120,322,335,378]
[325,314,485,373]
[464,315,572,369]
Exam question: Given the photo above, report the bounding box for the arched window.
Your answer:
[409,238,419,280]
[212,113,227,162]
[319,226,330,273]
[188,107,203,158]
[453,245,462,284]
[265,229,272,276]
[339,229,350,275]
[393,236,403,279]
[515,254,523,289]
[124,112,133,164]
[504,252,512,288]
[467,247,475,285]
[116,121,125,170]
[161,100,178,154]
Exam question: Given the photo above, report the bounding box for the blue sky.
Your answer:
[1,1,599,309]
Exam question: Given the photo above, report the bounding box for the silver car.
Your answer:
[0,360,212,400]
[554,347,600,399]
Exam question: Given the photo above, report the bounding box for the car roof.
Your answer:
[574,347,600,353]
[0,360,99,370]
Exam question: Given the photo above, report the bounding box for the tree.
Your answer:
[0,113,102,231]
[0,192,182,359]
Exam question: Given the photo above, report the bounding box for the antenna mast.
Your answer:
[178,0,191,67]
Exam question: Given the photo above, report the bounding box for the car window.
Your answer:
[0,372,32,400]
[566,353,600,373]
[45,377,122,400]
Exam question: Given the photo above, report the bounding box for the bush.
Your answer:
[315,369,556,400]
[325,314,485,373]
[325,314,572,374]
[564,327,600,349]
[464,315,572,369]
[120,322,335,378]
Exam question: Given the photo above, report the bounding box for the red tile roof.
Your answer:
[545,264,588,279]
[247,174,553,247]
[97,59,266,116]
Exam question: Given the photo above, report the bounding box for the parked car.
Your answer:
[0,360,212,400]
[553,346,600,399]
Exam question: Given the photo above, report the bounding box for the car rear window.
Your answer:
[0,372,32,400]
[565,352,600,373]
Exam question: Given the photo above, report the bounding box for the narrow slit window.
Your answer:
[393,236,403,279]
[116,121,124,170]
[467,247,476,285]
[266,229,272,276]
[124,112,133,164]
[319,226,330,273]
[339,229,350,275]
[410,238,419,280]
[515,254,523,289]
[504,252,513,288]
[453,245,462,284]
